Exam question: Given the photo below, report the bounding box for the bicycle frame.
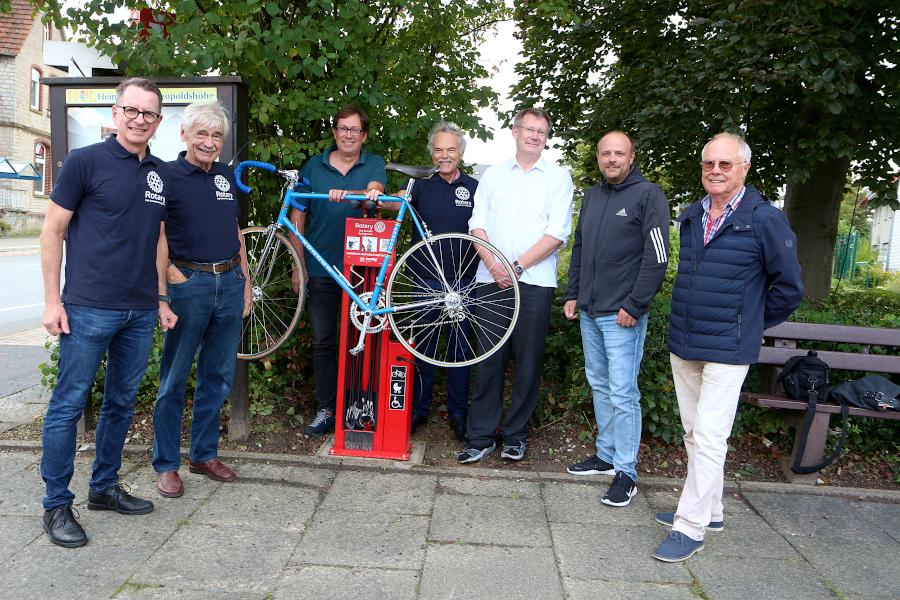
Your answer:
[259,176,453,355]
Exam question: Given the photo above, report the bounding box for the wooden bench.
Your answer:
[740,322,900,484]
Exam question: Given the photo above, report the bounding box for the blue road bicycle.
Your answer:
[234,160,520,366]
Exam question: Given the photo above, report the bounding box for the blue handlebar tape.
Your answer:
[234,160,277,193]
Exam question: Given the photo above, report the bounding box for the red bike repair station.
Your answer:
[331,215,416,461]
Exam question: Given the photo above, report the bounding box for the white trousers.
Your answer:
[669,353,750,541]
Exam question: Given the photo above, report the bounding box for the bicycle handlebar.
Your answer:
[234,160,311,194]
[234,161,275,193]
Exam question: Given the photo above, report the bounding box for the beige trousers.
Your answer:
[669,353,750,541]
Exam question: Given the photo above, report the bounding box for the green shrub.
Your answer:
[540,230,899,453]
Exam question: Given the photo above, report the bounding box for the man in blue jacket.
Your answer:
[653,133,803,562]
[563,131,669,507]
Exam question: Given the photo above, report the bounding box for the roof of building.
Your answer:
[0,1,37,57]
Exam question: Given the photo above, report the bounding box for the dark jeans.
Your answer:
[40,304,157,510]
[152,268,244,473]
[412,278,471,421]
[308,277,342,413]
[467,283,553,448]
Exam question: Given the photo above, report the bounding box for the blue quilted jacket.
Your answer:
[667,187,804,365]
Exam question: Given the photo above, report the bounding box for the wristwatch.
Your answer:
[158,294,171,303]
[513,261,524,276]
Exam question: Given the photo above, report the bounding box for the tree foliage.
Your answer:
[513,0,897,199]
[513,1,898,297]
[38,0,508,194]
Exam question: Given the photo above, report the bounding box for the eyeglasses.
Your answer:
[335,125,363,135]
[701,160,746,172]
[516,125,549,138]
[116,105,161,123]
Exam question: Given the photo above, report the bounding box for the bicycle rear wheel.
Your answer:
[238,226,305,360]
[386,233,519,367]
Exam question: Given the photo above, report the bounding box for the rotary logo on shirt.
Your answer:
[214,174,234,201]
[145,170,166,205]
[454,186,472,207]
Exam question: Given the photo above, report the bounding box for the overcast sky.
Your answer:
[465,18,565,167]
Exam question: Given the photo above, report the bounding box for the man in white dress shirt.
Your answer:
[458,108,574,463]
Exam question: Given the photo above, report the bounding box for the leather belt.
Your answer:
[173,256,241,274]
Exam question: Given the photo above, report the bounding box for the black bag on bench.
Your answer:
[778,351,847,475]
[829,375,900,411]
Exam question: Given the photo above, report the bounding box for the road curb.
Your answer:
[0,247,39,257]
[3,439,897,501]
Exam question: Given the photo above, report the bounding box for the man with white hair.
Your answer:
[652,132,803,562]
[404,122,478,441]
[152,100,251,498]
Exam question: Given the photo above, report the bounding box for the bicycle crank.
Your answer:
[349,292,388,333]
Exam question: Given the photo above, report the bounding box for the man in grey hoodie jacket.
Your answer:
[563,131,670,507]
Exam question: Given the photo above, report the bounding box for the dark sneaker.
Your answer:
[500,440,526,461]
[43,505,87,548]
[457,442,496,464]
[652,531,704,562]
[449,415,467,442]
[567,455,615,476]
[87,484,154,515]
[304,408,335,436]
[410,413,427,434]
[654,511,724,532]
[601,472,637,507]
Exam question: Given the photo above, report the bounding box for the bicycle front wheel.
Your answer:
[238,226,305,360]
[386,233,519,367]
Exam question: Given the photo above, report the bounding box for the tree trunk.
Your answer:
[782,156,850,299]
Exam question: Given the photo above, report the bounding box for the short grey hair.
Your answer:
[702,132,751,164]
[181,101,230,136]
[116,77,162,112]
[512,107,552,132]
[427,121,466,154]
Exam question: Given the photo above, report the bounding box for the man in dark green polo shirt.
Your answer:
[290,106,387,435]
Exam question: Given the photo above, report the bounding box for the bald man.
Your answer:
[563,131,669,507]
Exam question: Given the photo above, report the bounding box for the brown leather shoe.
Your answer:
[188,458,237,482]
[156,471,184,498]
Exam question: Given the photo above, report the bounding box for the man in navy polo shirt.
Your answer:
[400,122,477,441]
[152,101,251,499]
[39,78,176,548]
[289,106,387,436]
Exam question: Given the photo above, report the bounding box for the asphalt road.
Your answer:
[0,252,44,336]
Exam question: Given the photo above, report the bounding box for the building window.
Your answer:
[30,67,42,111]
[34,143,48,195]
[44,23,52,40]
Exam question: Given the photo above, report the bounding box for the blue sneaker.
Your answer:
[304,409,335,436]
[457,442,496,464]
[652,531,704,562]
[654,511,724,532]
[500,440,526,461]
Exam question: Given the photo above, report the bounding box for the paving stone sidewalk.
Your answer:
[0,327,51,434]
[1,445,898,600]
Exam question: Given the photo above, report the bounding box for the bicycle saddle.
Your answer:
[386,163,438,179]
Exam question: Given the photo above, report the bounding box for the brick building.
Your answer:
[0,1,65,232]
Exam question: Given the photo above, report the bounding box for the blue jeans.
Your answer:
[580,311,648,481]
[40,304,157,510]
[412,278,471,421]
[152,268,244,472]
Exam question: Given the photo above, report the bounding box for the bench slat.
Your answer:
[757,347,900,373]
[764,322,900,346]
[741,393,900,420]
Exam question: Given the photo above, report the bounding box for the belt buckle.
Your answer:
[213,262,225,274]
